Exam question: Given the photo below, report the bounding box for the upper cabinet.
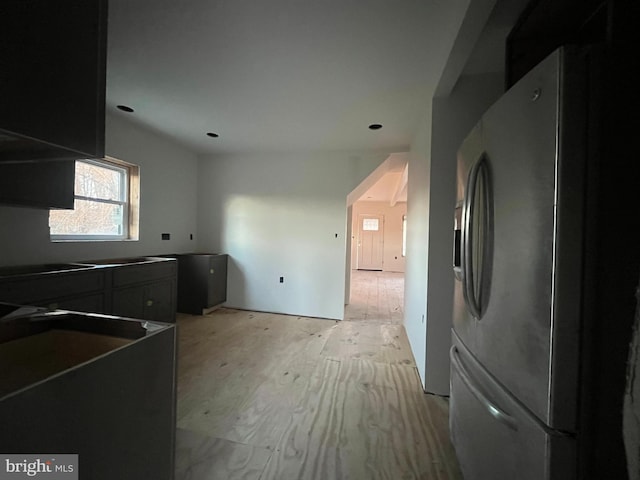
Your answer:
[0,0,108,163]
[506,0,607,88]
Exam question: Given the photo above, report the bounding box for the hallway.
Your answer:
[175,270,461,479]
[346,269,405,324]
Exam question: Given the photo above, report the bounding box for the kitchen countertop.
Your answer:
[0,256,175,279]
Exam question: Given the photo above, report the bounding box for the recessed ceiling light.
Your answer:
[206,132,219,138]
[116,105,134,113]
[368,123,383,130]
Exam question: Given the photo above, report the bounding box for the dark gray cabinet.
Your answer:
[173,254,228,314]
[110,262,177,323]
[505,0,607,89]
[0,267,107,313]
[56,293,106,313]
[0,310,176,480]
[0,0,107,209]
[0,0,107,164]
[0,258,178,323]
[0,160,76,209]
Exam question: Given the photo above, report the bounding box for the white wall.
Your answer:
[404,109,432,387]
[404,73,503,393]
[345,204,353,304]
[425,72,504,394]
[0,112,199,266]
[197,151,386,320]
[402,0,517,394]
[350,201,406,273]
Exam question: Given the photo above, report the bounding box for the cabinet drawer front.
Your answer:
[55,294,106,314]
[112,262,176,287]
[0,271,104,305]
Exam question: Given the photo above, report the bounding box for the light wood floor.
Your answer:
[174,270,462,479]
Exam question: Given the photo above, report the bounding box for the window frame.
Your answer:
[49,156,140,242]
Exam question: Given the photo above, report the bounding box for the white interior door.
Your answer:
[357,214,384,270]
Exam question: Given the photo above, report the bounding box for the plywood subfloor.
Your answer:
[175,270,461,480]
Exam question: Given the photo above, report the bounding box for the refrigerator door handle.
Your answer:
[450,345,518,431]
[461,155,488,319]
[453,201,463,281]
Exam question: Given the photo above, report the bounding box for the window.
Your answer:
[362,218,379,231]
[49,157,139,241]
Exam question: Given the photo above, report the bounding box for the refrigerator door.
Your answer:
[452,123,484,354]
[450,332,575,480]
[453,46,589,432]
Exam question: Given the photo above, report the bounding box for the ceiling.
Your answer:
[106,1,530,205]
[106,0,472,156]
[351,0,530,205]
[353,153,408,204]
[360,171,406,202]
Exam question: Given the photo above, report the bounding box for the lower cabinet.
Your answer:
[172,253,228,314]
[109,260,177,323]
[112,286,146,320]
[0,258,177,322]
[0,268,106,313]
[112,281,175,323]
[0,315,176,480]
[55,293,106,313]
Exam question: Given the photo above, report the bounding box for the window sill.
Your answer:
[50,238,139,243]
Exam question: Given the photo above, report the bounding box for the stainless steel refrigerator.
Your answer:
[450,45,599,479]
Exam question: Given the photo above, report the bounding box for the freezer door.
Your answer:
[450,332,575,480]
[464,47,589,432]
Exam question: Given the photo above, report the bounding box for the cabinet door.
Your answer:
[112,286,146,320]
[144,280,176,323]
[0,160,75,209]
[207,255,228,308]
[112,281,176,323]
[0,0,107,162]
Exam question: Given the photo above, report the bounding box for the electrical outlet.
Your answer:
[161,233,170,240]
[279,276,284,283]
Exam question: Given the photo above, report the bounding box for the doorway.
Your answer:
[357,213,384,270]
[344,152,408,308]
